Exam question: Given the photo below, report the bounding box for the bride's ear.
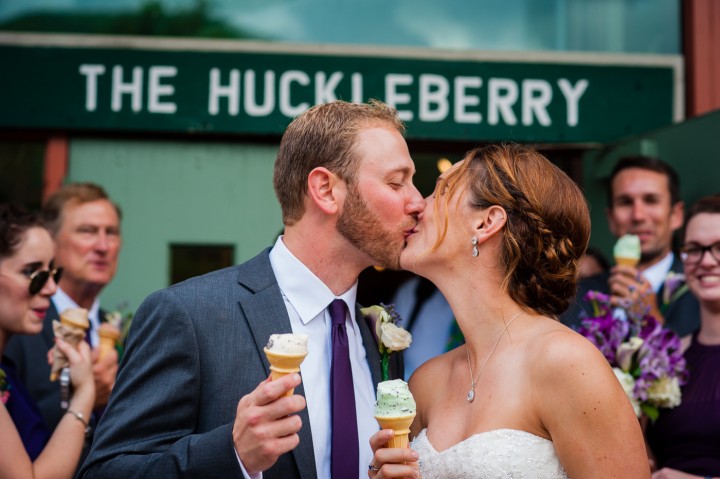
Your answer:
[474,205,507,243]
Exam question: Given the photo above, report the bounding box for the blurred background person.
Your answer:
[579,246,610,279]
[562,156,699,336]
[645,193,720,479]
[392,275,460,378]
[0,203,95,478]
[5,183,121,435]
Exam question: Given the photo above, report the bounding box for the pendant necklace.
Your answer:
[465,311,522,403]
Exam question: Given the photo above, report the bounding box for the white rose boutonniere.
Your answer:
[361,303,412,381]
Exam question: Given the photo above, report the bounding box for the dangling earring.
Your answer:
[471,237,479,257]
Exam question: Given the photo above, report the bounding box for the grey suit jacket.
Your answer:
[560,256,700,336]
[79,249,402,479]
[6,301,70,430]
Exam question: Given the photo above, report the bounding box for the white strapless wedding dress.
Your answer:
[411,428,568,478]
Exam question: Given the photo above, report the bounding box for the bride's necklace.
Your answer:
[465,311,522,403]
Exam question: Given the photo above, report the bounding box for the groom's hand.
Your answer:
[233,373,305,475]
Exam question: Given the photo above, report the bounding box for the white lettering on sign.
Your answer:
[279,70,310,117]
[80,64,178,114]
[79,64,590,129]
[209,68,240,116]
[111,66,143,112]
[385,74,414,121]
[79,64,106,112]
[488,78,518,126]
[558,78,589,127]
[454,76,482,124]
[419,74,449,122]
[244,70,275,117]
[148,66,177,114]
[522,79,552,126]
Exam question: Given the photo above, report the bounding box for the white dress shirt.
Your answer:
[269,236,376,479]
[52,287,101,348]
[643,251,675,293]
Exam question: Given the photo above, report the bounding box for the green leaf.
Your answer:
[641,403,659,423]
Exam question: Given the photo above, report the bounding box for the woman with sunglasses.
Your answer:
[0,203,95,479]
[646,194,720,479]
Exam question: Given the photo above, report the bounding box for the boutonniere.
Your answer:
[361,303,412,381]
[102,302,134,358]
[0,369,11,404]
[661,272,689,313]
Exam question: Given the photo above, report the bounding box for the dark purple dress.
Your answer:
[1,358,51,460]
[646,333,720,475]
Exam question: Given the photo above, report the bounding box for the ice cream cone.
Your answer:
[615,256,640,268]
[263,348,307,396]
[98,323,121,361]
[50,308,89,381]
[375,413,416,448]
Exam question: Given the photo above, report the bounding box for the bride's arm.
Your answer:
[535,331,650,479]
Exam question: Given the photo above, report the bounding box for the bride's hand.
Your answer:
[368,429,420,479]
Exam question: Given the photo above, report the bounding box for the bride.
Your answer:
[368,144,649,478]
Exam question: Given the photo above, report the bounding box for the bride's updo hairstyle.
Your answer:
[436,144,590,317]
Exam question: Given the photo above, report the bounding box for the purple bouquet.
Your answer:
[577,291,688,421]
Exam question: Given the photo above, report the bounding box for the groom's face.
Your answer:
[336,126,424,270]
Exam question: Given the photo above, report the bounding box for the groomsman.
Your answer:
[5,183,122,430]
[80,100,425,479]
[561,156,699,336]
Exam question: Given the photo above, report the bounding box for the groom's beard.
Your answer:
[337,184,403,270]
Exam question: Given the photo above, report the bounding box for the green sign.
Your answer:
[0,36,679,143]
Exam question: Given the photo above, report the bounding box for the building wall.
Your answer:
[67,138,282,311]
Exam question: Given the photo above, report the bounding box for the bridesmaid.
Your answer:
[646,194,720,479]
[0,203,95,479]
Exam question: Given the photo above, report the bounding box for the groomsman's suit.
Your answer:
[561,255,700,336]
[79,250,402,478]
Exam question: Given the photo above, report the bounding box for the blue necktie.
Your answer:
[329,299,359,479]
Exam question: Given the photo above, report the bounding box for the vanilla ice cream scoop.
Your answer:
[613,234,641,267]
[263,333,309,396]
[265,333,309,355]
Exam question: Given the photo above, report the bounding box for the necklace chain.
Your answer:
[465,311,523,403]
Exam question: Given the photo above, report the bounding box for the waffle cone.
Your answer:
[98,323,121,360]
[264,348,307,396]
[375,413,416,448]
[615,256,640,268]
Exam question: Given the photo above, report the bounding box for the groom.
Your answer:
[79,100,425,479]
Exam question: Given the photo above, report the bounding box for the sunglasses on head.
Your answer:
[27,267,63,295]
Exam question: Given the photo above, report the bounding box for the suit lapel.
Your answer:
[235,251,317,479]
[42,302,59,348]
[356,304,382,387]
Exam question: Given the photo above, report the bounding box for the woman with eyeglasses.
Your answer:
[646,194,720,479]
[0,203,95,479]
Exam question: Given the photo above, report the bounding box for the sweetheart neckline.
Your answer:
[415,428,553,455]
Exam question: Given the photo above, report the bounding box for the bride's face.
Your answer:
[400,161,475,274]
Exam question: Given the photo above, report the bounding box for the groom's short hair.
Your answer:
[273,99,405,225]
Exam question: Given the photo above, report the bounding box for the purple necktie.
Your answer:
[329,299,359,479]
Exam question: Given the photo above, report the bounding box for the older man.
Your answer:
[6,183,122,430]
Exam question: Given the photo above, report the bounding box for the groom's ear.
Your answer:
[474,205,507,242]
[307,167,346,215]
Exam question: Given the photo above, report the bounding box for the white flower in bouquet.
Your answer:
[613,367,641,417]
[647,376,682,409]
[616,337,644,372]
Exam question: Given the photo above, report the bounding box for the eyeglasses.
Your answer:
[27,267,63,295]
[680,242,720,265]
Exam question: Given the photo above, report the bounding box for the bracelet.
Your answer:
[66,409,92,439]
